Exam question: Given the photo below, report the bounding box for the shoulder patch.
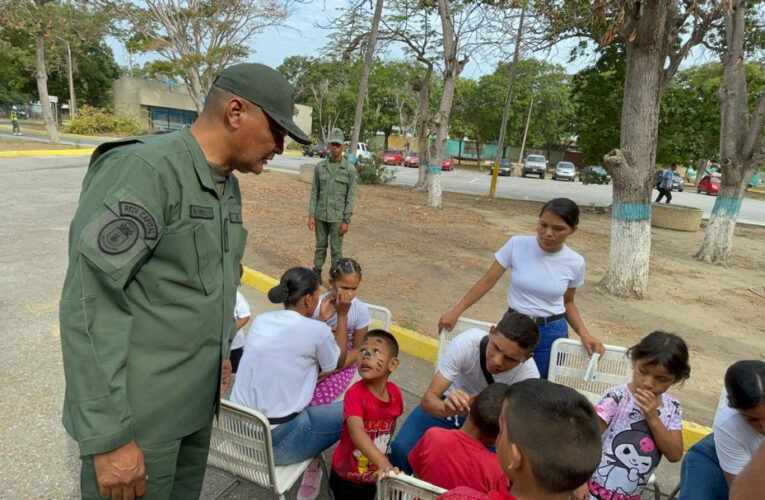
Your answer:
[119,201,158,239]
[98,219,140,254]
[189,205,214,219]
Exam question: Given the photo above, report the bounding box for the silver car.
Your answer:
[522,155,547,178]
[552,162,576,182]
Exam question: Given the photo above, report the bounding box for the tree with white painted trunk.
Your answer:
[539,0,720,297]
[696,0,764,265]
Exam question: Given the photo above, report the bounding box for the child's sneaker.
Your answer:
[297,457,323,500]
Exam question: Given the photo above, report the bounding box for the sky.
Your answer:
[108,1,717,82]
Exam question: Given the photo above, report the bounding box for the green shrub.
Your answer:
[285,140,304,151]
[66,105,145,136]
[355,154,395,185]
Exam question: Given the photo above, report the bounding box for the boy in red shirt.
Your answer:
[330,329,403,500]
[438,379,602,500]
[409,383,511,493]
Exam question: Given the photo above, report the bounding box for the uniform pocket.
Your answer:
[142,224,215,305]
[228,224,248,285]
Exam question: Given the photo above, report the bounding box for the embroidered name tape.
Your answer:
[229,212,242,223]
[189,205,214,219]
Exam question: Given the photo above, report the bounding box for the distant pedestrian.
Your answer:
[10,106,21,136]
[308,128,358,284]
[656,163,677,204]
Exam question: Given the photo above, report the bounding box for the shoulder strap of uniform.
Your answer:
[89,138,144,166]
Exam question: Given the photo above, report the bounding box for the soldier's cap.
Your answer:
[328,128,345,144]
[212,63,311,145]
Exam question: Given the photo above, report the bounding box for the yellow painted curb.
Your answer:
[749,187,765,195]
[0,148,94,157]
[390,324,439,364]
[682,421,712,452]
[242,266,279,294]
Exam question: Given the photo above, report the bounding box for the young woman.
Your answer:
[230,266,351,465]
[439,197,604,378]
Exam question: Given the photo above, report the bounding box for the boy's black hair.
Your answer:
[725,360,765,410]
[268,267,318,307]
[627,331,691,382]
[539,197,580,228]
[470,383,511,440]
[495,312,540,352]
[363,329,399,358]
[504,379,602,494]
[329,257,362,281]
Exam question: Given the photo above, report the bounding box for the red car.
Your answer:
[381,149,404,165]
[442,154,454,171]
[404,151,420,168]
[697,173,721,196]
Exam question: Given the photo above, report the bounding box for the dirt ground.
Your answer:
[0,137,74,151]
[239,170,765,426]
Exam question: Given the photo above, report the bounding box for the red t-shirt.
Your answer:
[331,380,404,485]
[437,486,516,500]
[409,427,510,493]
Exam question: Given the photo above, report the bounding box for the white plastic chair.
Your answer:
[376,473,446,500]
[436,317,494,368]
[548,339,664,500]
[208,400,322,500]
[367,303,393,331]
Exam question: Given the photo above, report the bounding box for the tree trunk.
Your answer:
[413,65,433,190]
[350,0,384,156]
[601,1,668,298]
[696,0,762,265]
[35,36,59,143]
[186,69,204,114]
[697,158,709,185]
[429,0,462,208]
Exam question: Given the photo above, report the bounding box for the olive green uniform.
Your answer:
[309,157,357,269]
[60,128,246,499]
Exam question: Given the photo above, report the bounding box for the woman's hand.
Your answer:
[317,370,338,383]
[317,296,336,321]
[571,482,589,500]
[580,333,605,356]
[438,309,460,332]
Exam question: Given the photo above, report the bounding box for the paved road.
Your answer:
[274,158,765,225]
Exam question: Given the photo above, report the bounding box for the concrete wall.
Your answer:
[286,104,312,148]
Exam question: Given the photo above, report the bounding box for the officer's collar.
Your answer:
[181,127,218,194]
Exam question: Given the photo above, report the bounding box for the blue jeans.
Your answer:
[678,433,728,500]
[270,402,343,465]
[389,404,466,474]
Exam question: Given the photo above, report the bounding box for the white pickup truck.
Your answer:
[345,141,374,160]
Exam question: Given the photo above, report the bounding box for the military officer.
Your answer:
[59,63,310,500]
[307,128,358,283]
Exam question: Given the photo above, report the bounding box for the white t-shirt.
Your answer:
[312,292,372,334]
[438,328,539,396]
[230,291,252,350]
[231,310,340,420]
[713,390,764,475]
[494,235,585,317]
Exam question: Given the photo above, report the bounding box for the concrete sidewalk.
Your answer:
[201,285,682,500]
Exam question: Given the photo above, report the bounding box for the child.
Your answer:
[229,265,251,374]
[409,383,511,493]
[330,329,403,500]
[437,378,603,500]
[573,331,690,500]
[310,257,370,406]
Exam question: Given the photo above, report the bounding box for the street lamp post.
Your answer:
[53,36,76,117]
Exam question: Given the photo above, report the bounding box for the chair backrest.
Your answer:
[548,338,632,404]
[376,473,446,500]
[436,317,494,368]
[367,303,392,331]
[208,399,278,494]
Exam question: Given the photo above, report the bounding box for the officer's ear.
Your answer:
[225,98,246,130]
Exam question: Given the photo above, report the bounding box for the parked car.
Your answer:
[442,154,454,171]
[652,170,685,191]
[404,151,420,168]
[521,155,547,178]
[697,173,721,196]
[381,149,404,165]
[552,161,576,182]
[580,166,611,185]
[304,143,328,158]
[498,159,512,176]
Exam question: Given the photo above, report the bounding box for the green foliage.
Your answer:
[66,105,145,136]
[354,154,395,185]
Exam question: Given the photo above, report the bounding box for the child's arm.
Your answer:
[340,327,368,370]
[634,389,683,462]
[347,416,398,474]
[236,316,250,330]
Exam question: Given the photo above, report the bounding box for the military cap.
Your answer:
[328,128,345,144]
[213,63,311,145]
